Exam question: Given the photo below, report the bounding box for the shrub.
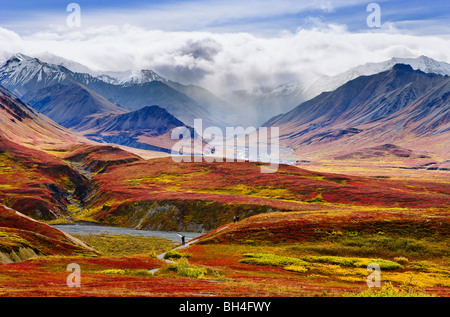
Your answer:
[299,255,403,271]
[284,265,308,273]
[131,269,153,276]
[168,258,207,279]
[394,257,409,265]
[239,253,308,267]
[164,250,183,260]
[239,254,403,271]
[97,269,127,275]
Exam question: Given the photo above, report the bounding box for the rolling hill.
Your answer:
[72,155,450,232]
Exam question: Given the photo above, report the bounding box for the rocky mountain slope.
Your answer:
[0,84,86,148]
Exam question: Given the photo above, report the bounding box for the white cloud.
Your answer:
[1,22,450,94]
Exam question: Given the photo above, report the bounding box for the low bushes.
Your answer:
[284,265,308,273]
[164,250,183,260]
[240,253,308,267]
[168,258,207,279]
[299,255,403,271]
[240,253,403,271]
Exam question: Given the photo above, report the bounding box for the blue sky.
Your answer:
[1,0,449,35]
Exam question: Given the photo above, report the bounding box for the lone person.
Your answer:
[177,233,186,245]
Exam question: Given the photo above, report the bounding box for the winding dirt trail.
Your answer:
[150,225,231,274]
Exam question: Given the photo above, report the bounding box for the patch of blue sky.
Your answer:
[0,0,449,36]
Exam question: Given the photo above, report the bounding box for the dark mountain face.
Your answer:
[22,83,126,128]
[265,64,450,157]
[82,105,187,135]
[86,81,220,127]
[73,105,192,153]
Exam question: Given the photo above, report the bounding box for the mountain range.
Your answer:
[0,52,449,161]
[37,53,232,113]
[0,54,222,152]
[265,64,450,159]
[226,55,450,126]
[0,53,223,128]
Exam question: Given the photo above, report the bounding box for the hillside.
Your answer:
[0,84,85,148]
[0,205,96,263]
[0,84,93,219]
[197,209,449,245]
[0,135,88,220]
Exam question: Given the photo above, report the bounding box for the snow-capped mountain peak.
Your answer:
[0,53,170,98]
[26,52,167,86]
[0,53,72,96]
[96,69,167,86]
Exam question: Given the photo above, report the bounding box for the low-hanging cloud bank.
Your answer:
[1,24,449,94]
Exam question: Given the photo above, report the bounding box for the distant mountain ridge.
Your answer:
[2,53,449,159]
[38,53,233,126]
[265,64,450,158]
[304,55,450,100]
[90,105,186,134]
[226,55,450,126]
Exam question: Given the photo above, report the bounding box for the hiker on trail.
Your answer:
[177,233,186,245]
[233,216,236,223]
